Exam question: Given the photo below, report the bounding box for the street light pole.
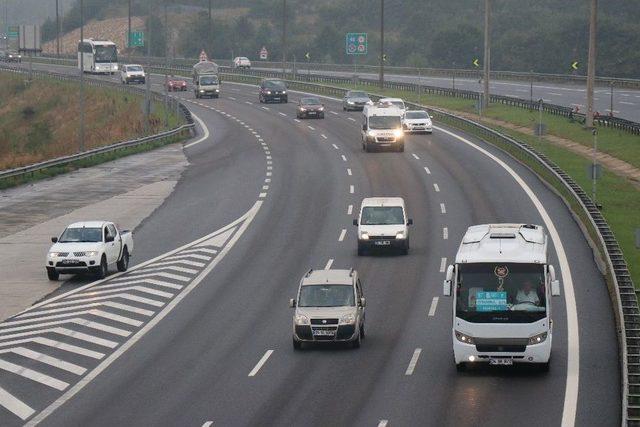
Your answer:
[208,0,212,55]
[379,0,384,89]
[586,0,597,128]
[482,0,491,109]
[55,0,60,56]
[282,0,287,77]
[609,81,614,116]
[79,0,85,152]
[164,0,169,128]
[145,0,152,133]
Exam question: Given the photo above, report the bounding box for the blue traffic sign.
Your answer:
[346,33,367,55]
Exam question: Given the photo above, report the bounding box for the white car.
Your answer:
[353,197,413,255]
[120,64,146,84]
[46,221,133,280]
[403,110,433,133]
[378,97,406,112]
[290,268,366,349]
[233,56,251,69]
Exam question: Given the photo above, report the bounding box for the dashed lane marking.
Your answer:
[325,259,334,270]
[434,183,440,192]
[405,348,422,375]
[338,229,347,242]
[440,203,446,214]
[412,153,420,160]
[248,350,274,377]
[424,166,431,174]
[428,297,439,317]
[440,257,447,273]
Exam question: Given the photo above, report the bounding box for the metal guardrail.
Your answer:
[0,64,195,182]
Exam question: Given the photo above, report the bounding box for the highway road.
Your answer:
[276,66,640,123]
[0,63,621,426]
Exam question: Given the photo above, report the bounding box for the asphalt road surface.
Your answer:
[0,63,621,426]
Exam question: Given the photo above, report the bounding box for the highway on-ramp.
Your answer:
[0,64,620,426]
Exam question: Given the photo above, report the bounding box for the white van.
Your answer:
[361,106,405,152]
[353,197,413,255]
[378,97,406,112]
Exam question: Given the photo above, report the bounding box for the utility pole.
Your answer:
[145,0,152,133]
[208,0,212,56]
[164,0,169,128]
[127,0,131,54]
[79,0,85,152]
[379,0,384,89]
[55,0,60,56]
[586,0,597,128]
[282,0,287,77]
[609,81,614,116]
[483,0,491,109]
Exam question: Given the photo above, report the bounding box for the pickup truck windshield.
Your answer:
[369,116,401,129]
[456,263,547,323]
[361,206,404,225]
[299,285,355,307]
[94,45,117,63]
[59,227,102,243]
[200,76,218,85]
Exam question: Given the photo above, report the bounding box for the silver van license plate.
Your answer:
[489,359,513,366]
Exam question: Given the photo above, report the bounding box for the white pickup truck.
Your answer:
[46,221,133,281]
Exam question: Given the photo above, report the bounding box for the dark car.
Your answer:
[296,97,325,119]
[342,90,372,111]
[0,50,21,63]
[259,79,288,103]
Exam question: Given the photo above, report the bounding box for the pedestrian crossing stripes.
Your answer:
[0,203,260,424]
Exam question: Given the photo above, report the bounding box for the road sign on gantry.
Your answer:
[346,33,367,55]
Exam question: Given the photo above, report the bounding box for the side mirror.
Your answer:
[105,235,115,243]
[360,297,366,307]
[353,219,358,226]
[51,237,58,243]
[443,265,455,296]
[289,298,296,308]
[551,280,561,296]
[407,218,413,225]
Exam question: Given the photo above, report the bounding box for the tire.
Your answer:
[357,243,365,256]
[96,256,108,280]
[352,331,361,349]
[456,362,467,372]
[46,267,59,281]
[117,248,129,272]
[401,240,409,255]
[398,143,405,152]
[319,113,325,119]
[293,338,302,350]
[360,323,365,339]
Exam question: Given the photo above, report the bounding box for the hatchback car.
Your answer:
[297,97,325,119]
[290,269,366,349]
[259,79,288,103]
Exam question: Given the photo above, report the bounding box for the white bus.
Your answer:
[442,224,561,371]
[77,39,118,74]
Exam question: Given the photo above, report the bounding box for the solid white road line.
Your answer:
[424,166,431,174]
[412,153,420,160]
[0,385,35,420]
[325,259,334,270]
[433,125,578,426]
[440,203,446,214]
[349,185,354,194]
[153,259,206,268]
[428,297,439,317]
[0,359,68,390]
[443,227,448,240]
[620,101,635,105]
[347,205,353,215]
[138,265,199,275]
[248,350,274,377]
[17,301,154,319]
[112,271,191,282]
[440,257,447,273]
[405,348,422,375]
[0,347,87,375]
[434,183,440,192]
[184,113,210,149]
[338,229,347,242]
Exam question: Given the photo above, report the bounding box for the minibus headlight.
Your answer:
[455,330,475,344]
[528,332,548,345]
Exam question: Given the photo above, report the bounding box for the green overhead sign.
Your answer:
[128,31,144,47]
[346,33,367,55]
[7,26,19,39]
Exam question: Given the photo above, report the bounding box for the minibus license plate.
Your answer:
[374,240,391,246]
[313,329,334,336]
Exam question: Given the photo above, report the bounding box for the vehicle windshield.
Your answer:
[361,206,404,225]
[369,116,401,129]
[264,80,286,90]
[200,76,219,85]
[127,65,143,72]
[298,285,355,307]
[94,45,117,63]
[59,227,102,243]
[456,263,547,323]
[390,101,405,109]
[301,98,321,105]
[348,91,368,98]
[405,111,429,119]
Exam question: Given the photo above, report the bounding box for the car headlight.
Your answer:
[528,332,548,345]
[340,313,356,325]
[215,89,219,92]
[318,107,324,111]
[395,232,405,239]
[393,129,403,138]
[360,232,369,240]
[455,330,475,344]
[265,90,271,94]
[282,91,287,94]
[300,108,306,111]
[48,252,62,258]
[200,90,205,93]
[366,130,375,137]
[347,101,354,104]
[294,314,309,325]
[84,251,99,257]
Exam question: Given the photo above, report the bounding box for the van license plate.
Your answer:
[313,330,334,336]
[489,358,513,366]
[374,240,391,246]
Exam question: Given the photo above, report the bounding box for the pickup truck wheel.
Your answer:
[96,256,108,280]
[293,338,302,350]
[117,248,129,272]
[46,267,59,281]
